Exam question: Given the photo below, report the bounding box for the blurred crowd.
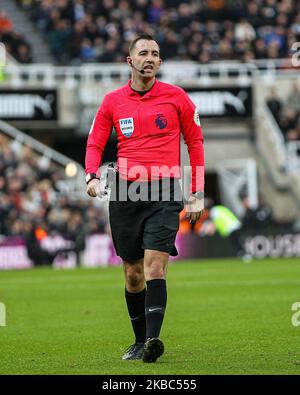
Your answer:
[267,83,300,142]
[178,193,275,237]
[0,9,32,63]
[0,133,109,265]
[15,0,300,64]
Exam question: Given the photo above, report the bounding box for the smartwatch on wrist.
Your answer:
[191,191,205,200]
[86,173,100,185]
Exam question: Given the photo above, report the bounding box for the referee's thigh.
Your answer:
[142,200,183,255]
[109,200,145,261]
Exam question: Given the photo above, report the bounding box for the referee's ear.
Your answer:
[127,56,133,68]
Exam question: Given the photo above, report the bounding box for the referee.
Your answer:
[85,33,205,363]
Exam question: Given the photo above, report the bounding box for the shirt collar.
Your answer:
[125,79,159,98]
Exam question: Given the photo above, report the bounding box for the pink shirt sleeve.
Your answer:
[85,95,113,175]
[178,89,205,193]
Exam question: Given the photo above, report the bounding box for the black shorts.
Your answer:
[109,174,184,262]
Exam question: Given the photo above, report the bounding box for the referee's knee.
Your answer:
[144,252,168,280]
[124,262,145,291]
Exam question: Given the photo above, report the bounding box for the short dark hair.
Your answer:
[129,33,159,54]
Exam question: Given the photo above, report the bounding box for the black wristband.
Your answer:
[86,173,100,185]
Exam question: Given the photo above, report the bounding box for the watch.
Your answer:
[86,173,100,185]
[191,191,205,200]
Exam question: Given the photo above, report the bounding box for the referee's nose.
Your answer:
[145,57,155,64]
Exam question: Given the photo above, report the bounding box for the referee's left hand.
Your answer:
[86,178,103,198]
[185,196,205,223]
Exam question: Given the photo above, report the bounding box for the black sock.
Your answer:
[145,279,167,339]
[125,288,146,344]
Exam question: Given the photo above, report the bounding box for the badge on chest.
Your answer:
[119,117,134,137]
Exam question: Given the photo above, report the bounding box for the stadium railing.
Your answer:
[0,120,86,197]
[2,58,298,87]
[255,102,300,220]
[286,141,300,174]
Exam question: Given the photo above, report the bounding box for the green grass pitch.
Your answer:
[0,258,300,375]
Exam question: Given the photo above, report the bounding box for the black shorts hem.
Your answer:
[143,245,178,256]
[118,253,145,262]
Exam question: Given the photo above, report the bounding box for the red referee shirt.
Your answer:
[85,79,205,193]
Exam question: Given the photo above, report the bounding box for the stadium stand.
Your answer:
[0,128,109,266]
[267,84,300,142]
[0,8,32,63]
[15,0,300,64]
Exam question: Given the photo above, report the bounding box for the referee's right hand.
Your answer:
[86,178,102,197]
